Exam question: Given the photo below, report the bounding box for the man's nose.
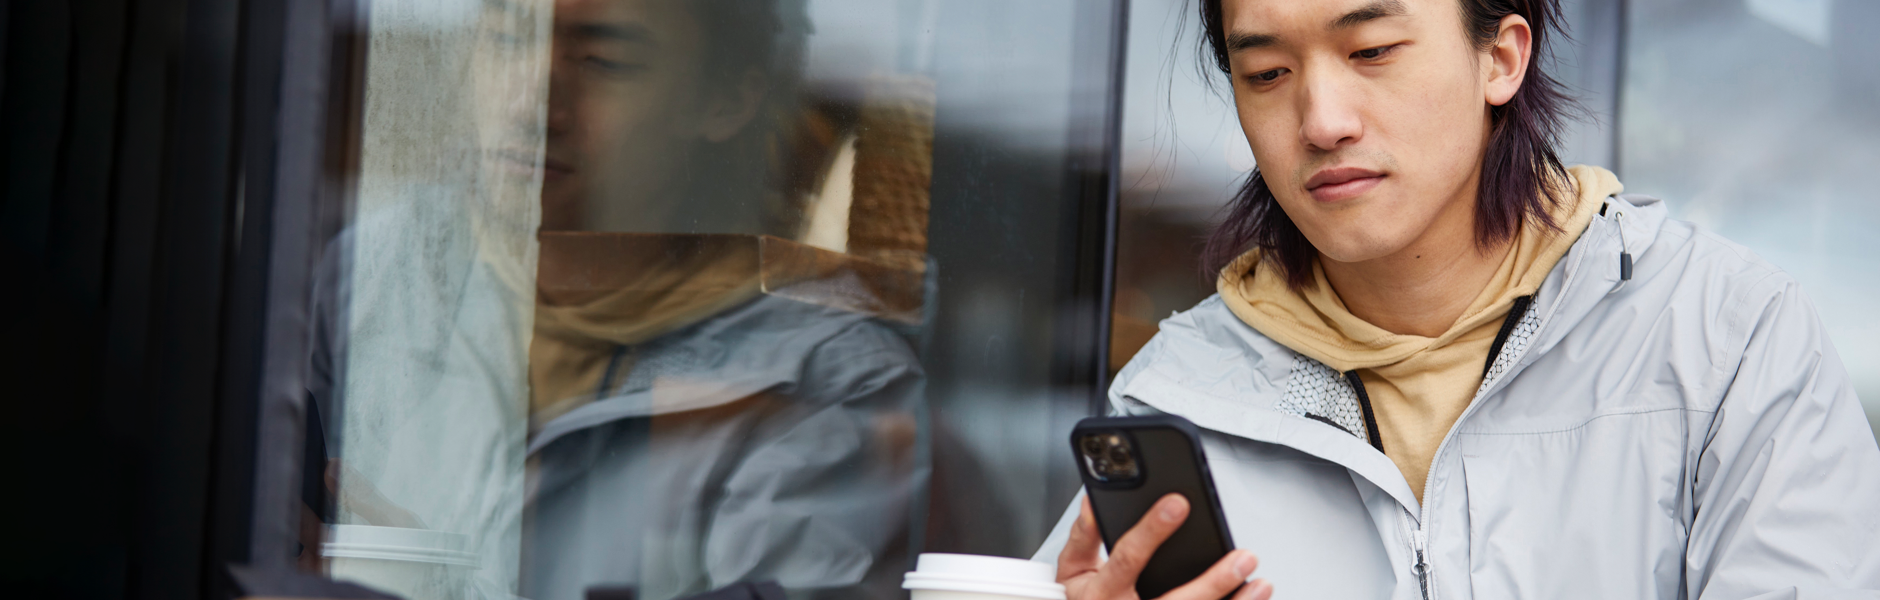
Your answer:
[541,75,567,136]
[1298,69,1363,152]
[542,70,570,136]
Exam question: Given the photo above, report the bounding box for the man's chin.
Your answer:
[1303,228,1416,267]
[536,187,586,227]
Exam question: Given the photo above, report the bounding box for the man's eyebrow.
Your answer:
[1225,0,1408,54]
[569,22,656,45]
[1226,31,1280,53]
[1330,0,1409,30]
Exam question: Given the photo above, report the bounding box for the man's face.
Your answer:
[481,0,723,231]
[546,0,717,231]
[1223,0,1499,264]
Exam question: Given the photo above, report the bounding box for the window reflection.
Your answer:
[316,1,936,599]
[308,0,1122,598]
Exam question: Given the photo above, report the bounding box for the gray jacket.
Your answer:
[524,294,928,600]
[1034,194,1880,599]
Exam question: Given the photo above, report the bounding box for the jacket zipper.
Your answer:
[1359,292,1538,600]
[1389,211,1616,599]
[1357,370,1435,600]
[1352,373,1431,599]
[1399,510,1431,600]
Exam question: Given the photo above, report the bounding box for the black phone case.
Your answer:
[1070,415,1236,599]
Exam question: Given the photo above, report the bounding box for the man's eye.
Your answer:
[1249,68,1287,83]
[1353,46,1393,60]
[583,56,645,75]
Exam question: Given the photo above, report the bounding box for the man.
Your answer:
[1035,0,1880,598]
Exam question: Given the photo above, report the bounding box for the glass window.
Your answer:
[1110,0,1242,375]
[302,1,1121,599]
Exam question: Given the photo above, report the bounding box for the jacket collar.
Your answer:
[1521,193,1667,370]
[526,295,869,455]
[1113,302,1424,512]
[1110,193,1672,515]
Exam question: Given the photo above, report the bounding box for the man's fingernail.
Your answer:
[1159,500,1184,522]
[1234,552,1257,580]
[1250,579,1272,600]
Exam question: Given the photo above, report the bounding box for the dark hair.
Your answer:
[681,0,813,237]
[692,0,809,95]
[1197,0,1582,288]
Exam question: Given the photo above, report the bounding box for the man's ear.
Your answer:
[1484,14,1532,107]
[700,69,768,143]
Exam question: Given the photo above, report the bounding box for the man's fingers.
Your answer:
[1216,578,1271,600]
[1238,579,1273,600]
[1094,493,1189,591]
[1056,495,1104,582]
[1157,550,1259,600]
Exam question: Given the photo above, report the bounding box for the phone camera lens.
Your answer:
[1079,430,1141,482]
[1107,447,1131,464]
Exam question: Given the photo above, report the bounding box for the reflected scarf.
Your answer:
[528,233,763,428]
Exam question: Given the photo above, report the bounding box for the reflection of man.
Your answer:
[1036,0,1880,598]
[483,3,929,600]
[507,0,780,235]
[303,1,922,598]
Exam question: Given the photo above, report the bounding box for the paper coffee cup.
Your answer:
[903,553,1067,600]
[325,524,478,600]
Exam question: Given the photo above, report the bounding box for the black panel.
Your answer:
[0,0,331,597]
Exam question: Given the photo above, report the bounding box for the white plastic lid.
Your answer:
[903,554,1065,600]
[323,525,480,568]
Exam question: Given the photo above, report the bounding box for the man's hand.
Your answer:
[1056,494,1272,600]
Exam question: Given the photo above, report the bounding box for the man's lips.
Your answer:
[541,157,575,179]
[1304,166,1385,202]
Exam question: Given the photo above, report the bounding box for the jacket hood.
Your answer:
[1216,165,1623,372]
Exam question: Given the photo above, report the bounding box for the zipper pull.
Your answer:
[1409,526,1431,600]
[1413,549,1430,600]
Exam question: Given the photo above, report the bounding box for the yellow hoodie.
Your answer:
[1218,165,1623,500]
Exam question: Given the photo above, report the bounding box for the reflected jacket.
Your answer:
[312,200,926,600]
[524,294,927,600]
[1034,193,1880,599]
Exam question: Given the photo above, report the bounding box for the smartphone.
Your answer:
[1070,415,1236,599]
